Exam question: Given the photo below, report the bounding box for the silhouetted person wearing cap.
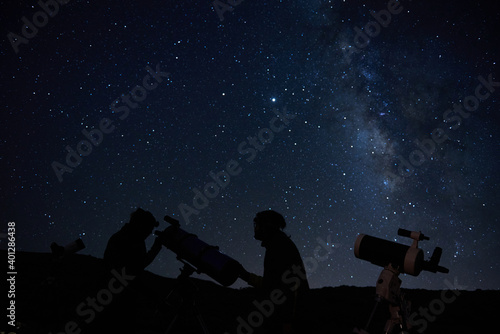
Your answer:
[104,208,163,276]
[94,208,163,333]
[240,210,310,334]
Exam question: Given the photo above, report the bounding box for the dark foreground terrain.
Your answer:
[3,250,498,334]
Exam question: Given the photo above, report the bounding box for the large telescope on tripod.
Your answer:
[353,228,449,334]
[154,215,242,286]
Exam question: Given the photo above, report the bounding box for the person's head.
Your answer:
[253,210,286,241]
[129,208,159,239]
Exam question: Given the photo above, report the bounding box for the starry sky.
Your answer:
[1,0,499,290]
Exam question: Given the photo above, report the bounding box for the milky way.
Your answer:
[1,0,499,290]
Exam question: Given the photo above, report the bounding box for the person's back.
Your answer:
[104,222,148,277]
[262,229,309,293]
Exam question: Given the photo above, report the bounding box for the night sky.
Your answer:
[1,0,499,290]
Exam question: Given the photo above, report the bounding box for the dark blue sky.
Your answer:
[1,0,499,290]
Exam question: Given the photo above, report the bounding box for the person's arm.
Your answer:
[239,264,264,288]
[143,237,162,268]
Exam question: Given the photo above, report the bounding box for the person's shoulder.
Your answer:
[274,231,298,249]
[108,229,126,242]
[107,228,137,247]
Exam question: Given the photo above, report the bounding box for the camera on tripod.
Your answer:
[154,215,242,287]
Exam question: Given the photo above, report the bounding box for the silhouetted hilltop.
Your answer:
[4,250,498,334]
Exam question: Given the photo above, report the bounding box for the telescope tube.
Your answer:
[354,234,424,276]
[157,226,241,286]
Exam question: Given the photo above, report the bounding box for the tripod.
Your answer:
[354,264,411,334]
[161,261,211,334]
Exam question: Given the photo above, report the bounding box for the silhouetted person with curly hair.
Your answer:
[240,210,310,334]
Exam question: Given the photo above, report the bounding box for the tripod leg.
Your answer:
[192,300,210,334]
[353,298,381,334]
[162,289,211,334]
[195,313,210,334]
[384,304,403,334]
[365,297,381,330]
[164,313,180,334]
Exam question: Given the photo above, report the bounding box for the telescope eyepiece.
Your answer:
[422,247,449,273]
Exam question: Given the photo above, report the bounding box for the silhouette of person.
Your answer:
[240,210,310,334]
[104,208,162,276]
[96,208,163,333]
